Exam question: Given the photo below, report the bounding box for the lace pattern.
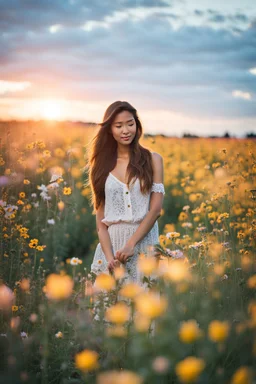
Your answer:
[151,182,165,195]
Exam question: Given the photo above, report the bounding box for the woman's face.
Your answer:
[111,110,137,146]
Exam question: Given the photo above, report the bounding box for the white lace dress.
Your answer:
[90,172,165,284]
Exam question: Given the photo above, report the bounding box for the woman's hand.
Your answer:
[107,258,121,273]
[115,243,135,264]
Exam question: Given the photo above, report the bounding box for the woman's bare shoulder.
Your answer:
[150,151,163,163]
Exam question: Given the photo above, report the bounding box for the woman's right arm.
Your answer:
[96,202,115,263]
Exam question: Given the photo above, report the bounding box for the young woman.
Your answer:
[85,101,165,284]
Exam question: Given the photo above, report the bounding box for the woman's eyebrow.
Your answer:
[114,118,134,124]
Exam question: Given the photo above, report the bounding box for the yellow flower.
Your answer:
[44,273,74,301]
[94,273,116,292]
[175,356,205,383]
[160,259,191,283]
[23,179,30,185]
[119,283,142,299]
[55,331,63,339]
[12,305,19,312]
[113,265,126,280]
[96,370,143,384]
[105,302,131,324]
[247,275,256,289]
[19,192,25,199]
[135,292,167,319]
[231,366,253,384]
[179,320,202,343]
[63,187,72,195]
[208,320,230,343]
[58,201,65,211]
[0,284,14,310]
[75,349,99,372]
[137,255,157,276]
[20,278,30,292]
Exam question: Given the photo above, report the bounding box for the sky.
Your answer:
[0,0,256,137]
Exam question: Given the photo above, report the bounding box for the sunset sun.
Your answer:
[40,100,63,120]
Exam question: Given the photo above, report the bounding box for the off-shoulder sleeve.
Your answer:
[151,182,165,195]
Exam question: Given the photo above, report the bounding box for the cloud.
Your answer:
[232,90,252,100]
[0,80,31,95]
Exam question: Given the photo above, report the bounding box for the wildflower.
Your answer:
[50,173,62,183]
[247,275,256,289]
[231,366,253,384]
[55,331,63,339]
[20,278,30,291]
[58,201,65,211]
[70,257,82,266]
[44,273,74,301]
[135,292,167,319]
[161,259,191,283]
[29,239,38,248]
[166,232,180,239]
[105,302,131,324]
[152,356,170,374]
[94,273,116,292]
[20,331,28,339]
[23,179,30,185]
[137,255,157,276]
[182,222,193,228]
[183,205,190,211]
[0,284,14,310]
[36,245,45,251]
[19,192,25,199]
[75,349,99,372]
[179,320,202,343]
[175,356,205,383]
[208,320,230,343]
[97,370,143,384]
[12,305,19,312]
[29,313,38,323]
[47,219,55,225]
[119,283,143,299]
[63,187,72,195]
[166,249,184,259]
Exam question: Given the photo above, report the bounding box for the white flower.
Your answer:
[31,193,37,198]
[70,257,81,266]
[50,174,62,183]
[47,219,55,225]
[20,331,28,339]
[182,205,190,211]
[37,184,48,193]
[55,331,63,339]
[166,249,184,259]
[182,222,193,228]
[32,202,39,208]
[48,182,60,190]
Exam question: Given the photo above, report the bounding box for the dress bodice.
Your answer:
[101,172,165,227]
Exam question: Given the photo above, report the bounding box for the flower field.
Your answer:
[0,123,255,383]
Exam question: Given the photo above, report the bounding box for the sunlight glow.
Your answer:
[40,100,63,120]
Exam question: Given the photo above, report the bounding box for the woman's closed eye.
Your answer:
[116,123,134,128]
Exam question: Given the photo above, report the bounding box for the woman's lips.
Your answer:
[121,136,130,140]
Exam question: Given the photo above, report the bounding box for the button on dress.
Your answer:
[90,172,165,284]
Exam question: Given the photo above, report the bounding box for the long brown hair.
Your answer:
[84,101,153,213]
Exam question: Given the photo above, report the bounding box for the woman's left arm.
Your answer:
[116,152,164,263]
